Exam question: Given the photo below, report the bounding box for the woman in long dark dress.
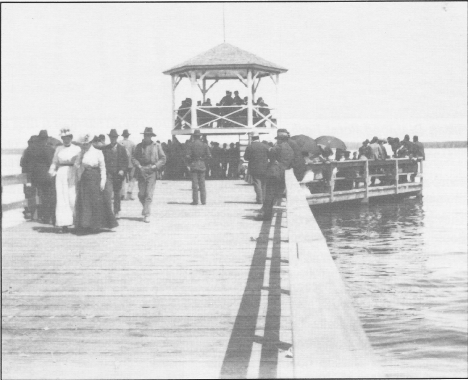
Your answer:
[75,134,118,233]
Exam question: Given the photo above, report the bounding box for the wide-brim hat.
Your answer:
[141,127,156,136]
[108,129,119,138]
[76,133,94,144]
[122,129,130,136]
[59,128,73,138]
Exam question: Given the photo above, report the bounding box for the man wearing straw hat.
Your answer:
[132,127,166,223]
[102,129,129,219]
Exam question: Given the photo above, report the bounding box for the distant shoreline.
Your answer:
[2,141,467,155]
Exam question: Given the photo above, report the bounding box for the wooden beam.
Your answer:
[190,72,198,128]
[235,72,247,87]
[171,76,176,130]
[205,79,219,94]
[247,70,253,128]
[395,159,399,194]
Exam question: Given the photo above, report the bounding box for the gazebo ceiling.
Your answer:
[163,43,288,79]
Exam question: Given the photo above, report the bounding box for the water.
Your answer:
[312,149,468,378]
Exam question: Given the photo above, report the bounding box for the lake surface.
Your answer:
[313,148,468,378]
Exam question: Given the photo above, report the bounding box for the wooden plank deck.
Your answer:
[2,180,293,379]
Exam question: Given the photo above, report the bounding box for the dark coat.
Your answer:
[287,138,307,181]
[22,142,55,186]
[102,143,129,175]
[186,139,211,171]
[413,141,425,160]
[244,140,269,178]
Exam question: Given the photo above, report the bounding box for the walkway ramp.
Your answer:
[2,180,293,379]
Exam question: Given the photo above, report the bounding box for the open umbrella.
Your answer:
[290,134,321,155]
[315,136,347,151]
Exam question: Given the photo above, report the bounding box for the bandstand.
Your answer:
[163,43,287,146]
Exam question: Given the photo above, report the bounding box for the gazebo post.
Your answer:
[202,78,206,103]
[275,73,280,128]
[190,71,198,128]
[247,69,253,128]
[171,75,176,131]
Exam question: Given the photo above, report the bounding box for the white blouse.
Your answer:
[79,145,106,180]
[49,144,82,176]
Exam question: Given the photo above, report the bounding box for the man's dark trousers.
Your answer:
[191,169,206,204]
[263,174,285,220]
[104,173,124,214]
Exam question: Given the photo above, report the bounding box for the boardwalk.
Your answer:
[2,180,293,379]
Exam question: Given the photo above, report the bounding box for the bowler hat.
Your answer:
[38,130,49,139]
[275,130,289,140]
[108,129,119,138]
[193,130,202,136]
[141,127,156,136]
[122,129,130,137]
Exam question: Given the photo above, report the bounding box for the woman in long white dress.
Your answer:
[48,129,81,232]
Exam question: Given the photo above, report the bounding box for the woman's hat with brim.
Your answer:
[59,128,73,138]
[76,133,94,144]
[141,127,156,136]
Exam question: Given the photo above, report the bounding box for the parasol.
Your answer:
[315,136,347,151]
[290,134,321,155]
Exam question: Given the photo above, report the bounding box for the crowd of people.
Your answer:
[19,126,426,231]
[301,134,425,193]
[175,90,272,129]
[20,127,166,232]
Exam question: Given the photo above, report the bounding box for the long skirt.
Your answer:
[75,167,118,230]
[55,165,77,227]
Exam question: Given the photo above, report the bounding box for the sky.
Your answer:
[2,2,467,148]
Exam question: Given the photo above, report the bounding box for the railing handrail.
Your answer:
[285,169,384,377]
[2,173,28,187]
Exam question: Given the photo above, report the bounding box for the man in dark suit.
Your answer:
[186,130,211,205]
[244,131,269,204]
[102,129,129,218]
[21,130,56,224]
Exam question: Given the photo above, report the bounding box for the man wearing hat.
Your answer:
[185,130,211,205]
[132,127,166,222]
[280,129,307,181]
[358,139,372,159]
[244,131,269,204]
[257,129,294,221]
[119,129,136,200]
[102,129,129,219]
[21,130,56,223]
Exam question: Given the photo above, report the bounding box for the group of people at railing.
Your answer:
[174,90,272,129]
[302,135,425,194]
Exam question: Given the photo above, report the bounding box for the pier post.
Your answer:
[329,163,334,203]
[417,158,423,197]
[394,159,399,194]
[361,160,369,204]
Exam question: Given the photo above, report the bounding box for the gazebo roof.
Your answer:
[163,43,287,79]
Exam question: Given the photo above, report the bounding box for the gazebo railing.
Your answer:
[173,105,276,129]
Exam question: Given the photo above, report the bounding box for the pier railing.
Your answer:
[300,157,423,204]
[285,169,384,377]
[1,173,29,212]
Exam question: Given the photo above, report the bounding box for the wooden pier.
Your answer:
[2,177,384,379]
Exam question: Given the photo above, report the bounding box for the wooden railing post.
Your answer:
[362,160,369,203]
[394,159,399,194]
[329,163,334,203]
